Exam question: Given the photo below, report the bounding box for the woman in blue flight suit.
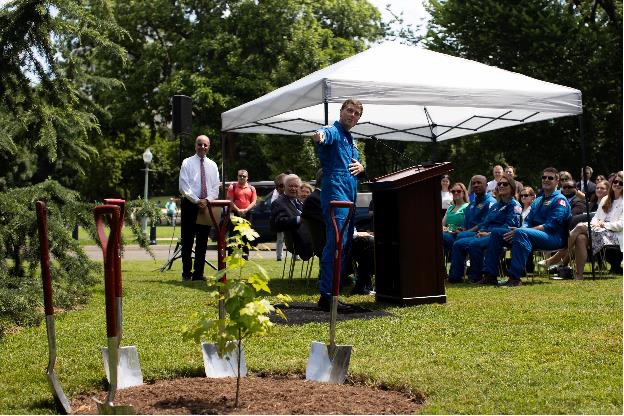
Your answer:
[311,99,365,310]
[448,174,522,283]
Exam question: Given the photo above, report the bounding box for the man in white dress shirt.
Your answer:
[178,135,220,281]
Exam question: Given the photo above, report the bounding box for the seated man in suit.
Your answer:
[270,174,313,261]
[302,169,375,296]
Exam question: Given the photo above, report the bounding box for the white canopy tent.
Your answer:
[221,42,582,142]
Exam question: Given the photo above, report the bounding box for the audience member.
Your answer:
[442,182,469,254]
[505,165,523,197]
[270,174,313,261]
[178,135,220,281]
[227,169,257,258]
[299,182,313,201]
[577,166,596,200]
[596,174,606,183]
[486,165,504,193]
[561,179,587,216]
[441,174,452,214]
[448,174,521,283]
[546,171,622,279]
[519,186,536,224]
[271,173,287,261]
[480,167,571,286]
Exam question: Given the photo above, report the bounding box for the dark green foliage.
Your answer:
[0,180,99,337]
[405,0,623,185]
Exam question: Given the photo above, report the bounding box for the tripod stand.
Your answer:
[157,210,217,272]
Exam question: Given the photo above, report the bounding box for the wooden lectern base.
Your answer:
[375,293,446,306]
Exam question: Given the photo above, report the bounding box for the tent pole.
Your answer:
[324,101,328,125]
[578,114,594,280]
[221,132,226,199]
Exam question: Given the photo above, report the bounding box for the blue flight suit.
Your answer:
[443,193,495,254]
[316,121,363,298]
[483,190,571,279]
[448,198,522,282]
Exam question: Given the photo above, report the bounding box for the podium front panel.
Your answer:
[371,164,449,306]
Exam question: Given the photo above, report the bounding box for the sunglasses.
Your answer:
[497,182,510,188]
[520,194,531,198]
[612,180,623,186]
[238,175,247,178]
[450,190,463,194]
[542,175,556,181]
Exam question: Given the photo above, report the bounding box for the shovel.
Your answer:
[101,198,143,389]
[35,201,72,415]
[92,205,135,415]
[200,200,247,378]
[306,200,355,384]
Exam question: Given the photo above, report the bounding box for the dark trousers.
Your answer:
[351,235,375,289]
[181,198,210,279]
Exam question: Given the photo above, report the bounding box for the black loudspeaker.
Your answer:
[172,95,192,136]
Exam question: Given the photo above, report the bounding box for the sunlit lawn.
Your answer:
[0,258,621,414]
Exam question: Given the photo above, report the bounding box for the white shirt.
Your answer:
[441,191,452,210]
[593,196,623,251]
[179,154,220,204]
[486,179,497,193]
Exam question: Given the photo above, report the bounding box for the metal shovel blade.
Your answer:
[47,369,71,414]
[101,346,143,389]
[94,398,135,415]
[201,341,247,378]
[306,341,352,384]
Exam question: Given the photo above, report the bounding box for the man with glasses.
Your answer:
[179,135,220,281]
[311,98,365,310]
[227,169,257,258]
[481,167,571,286]
[561,179,587,216]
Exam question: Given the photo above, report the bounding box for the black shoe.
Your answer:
[182,275,192,282]
[317,296,353,312]
[558,266,573,279]
[609,265,623,275]
[475,275,498,285]
[547,266,559,275]
[351,286,375,295]
[500,278,522,287]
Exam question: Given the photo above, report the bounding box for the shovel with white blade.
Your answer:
[92,205,135,415]
[200,200,247,378]
[35,201,72,414]
[100,198,143,389]
[306,200,355,384]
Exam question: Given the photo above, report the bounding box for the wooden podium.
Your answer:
[367,162,452,306]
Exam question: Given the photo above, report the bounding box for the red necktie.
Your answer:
[199,157,207,199]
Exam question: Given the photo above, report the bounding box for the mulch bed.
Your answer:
[70,373,422,414]
[270,302,393,325]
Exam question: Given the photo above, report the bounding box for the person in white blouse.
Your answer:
[178,135,220,281]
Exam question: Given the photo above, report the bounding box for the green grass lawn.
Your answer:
[0,259,621,414]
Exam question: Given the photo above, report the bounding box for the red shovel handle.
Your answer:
[36,201,54,316]
[329,201,355,297]
[104,199,125,297]
[94,205,121,338]
[207,200,231,279]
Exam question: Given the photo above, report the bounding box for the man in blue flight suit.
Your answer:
[444,175,495,280]
[448,174,522,283]
[481,167,571,287]
[311,98,365,311]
